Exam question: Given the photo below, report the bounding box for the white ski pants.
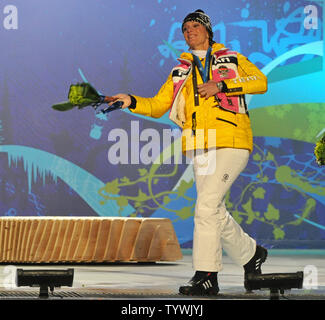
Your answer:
[191,147,256,272]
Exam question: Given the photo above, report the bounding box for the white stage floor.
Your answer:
[0,251,324,301]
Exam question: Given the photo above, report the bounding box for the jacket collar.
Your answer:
[179,43,227,61]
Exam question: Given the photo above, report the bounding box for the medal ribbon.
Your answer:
[192,46,212,83]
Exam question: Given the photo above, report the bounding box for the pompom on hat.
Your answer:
[182,9,214,45]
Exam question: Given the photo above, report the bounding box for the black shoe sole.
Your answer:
[179,286,220,296]
[179,290,219,296]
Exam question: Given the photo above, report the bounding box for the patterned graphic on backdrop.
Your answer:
[0,0,324,248]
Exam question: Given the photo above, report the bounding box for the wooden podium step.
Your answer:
[0,217,183,263]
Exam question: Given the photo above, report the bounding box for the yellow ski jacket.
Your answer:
[129,43,267,154]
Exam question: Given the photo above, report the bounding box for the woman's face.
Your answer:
[183,20,210,50]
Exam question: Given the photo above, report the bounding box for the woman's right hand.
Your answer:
[108,93,131,109]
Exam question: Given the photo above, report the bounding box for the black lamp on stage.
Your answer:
[16,269,74,298]
[245,271,304,300]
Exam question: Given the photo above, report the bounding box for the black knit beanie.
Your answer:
[182,9,214,45]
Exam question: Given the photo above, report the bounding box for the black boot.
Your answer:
[179,271,219,296]
[243,245,268,291]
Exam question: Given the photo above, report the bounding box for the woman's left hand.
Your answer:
[197,80,221,99]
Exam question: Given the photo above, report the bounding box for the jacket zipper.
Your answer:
[216,117,237,127]
[205,61,213,149]
[218,105,236,115]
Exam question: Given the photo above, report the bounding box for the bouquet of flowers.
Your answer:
[52,82,122,114]
[314,133,325,166]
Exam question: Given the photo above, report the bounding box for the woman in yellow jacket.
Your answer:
[110,9,268,296]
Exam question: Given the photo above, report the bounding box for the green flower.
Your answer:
[314,133,325,166]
